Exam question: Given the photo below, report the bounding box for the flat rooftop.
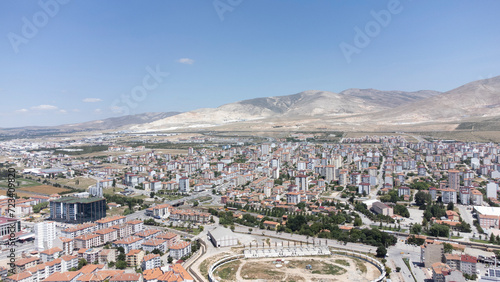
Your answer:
[474,206,500,216]
[51,196,105,204]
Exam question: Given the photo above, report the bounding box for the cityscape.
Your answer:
[1,133,500,281]
[2,1,500,282]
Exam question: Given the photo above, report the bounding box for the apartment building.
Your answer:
[96,215,126,229]
[35,221,56,251]
[95,228,119,244]
[61,223,98,239]
[169,241,191,260]
[142,254,162,271]
[135,229,162,241]
[126,249,145,267]
[126,220,144,233]
[40,247,63,263]
[142,238,168,253]
[74,234,101,249]
[113,236,143,253]
[156,232,178,248]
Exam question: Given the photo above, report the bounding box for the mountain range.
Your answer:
[4,76,500,135]
[131,76,500,132]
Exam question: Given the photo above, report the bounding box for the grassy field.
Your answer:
[470,238,492,244]
[187,196,212,204]
[199,252,233,278]
[214,260,241,281]
[16,185,70,195]
[417,130,500,143]
[312,263,346,275]
[334,259,350,266]
[52,177,97,190]
[343,130,500,143]
[344,132,420,142]
[240,263,282,280]
[0,177,41,188]
[0,189,36,198]
[107,206,127,216]
[103,187,124,195]
[353,258,367,273]
[132,194,148,200]
[158,194,184,201]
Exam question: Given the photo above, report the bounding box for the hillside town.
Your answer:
[1,133,500,281]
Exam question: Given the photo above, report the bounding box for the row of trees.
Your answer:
[316,225,397,248]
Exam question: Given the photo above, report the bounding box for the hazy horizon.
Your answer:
[2,1,500,127]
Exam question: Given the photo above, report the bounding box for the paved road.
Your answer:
[387,240,431,282]
[369,156,386,200]
[457,204,478,238]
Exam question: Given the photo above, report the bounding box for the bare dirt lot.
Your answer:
[213,255,380,282]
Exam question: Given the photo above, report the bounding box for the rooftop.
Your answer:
[51,196,105,204]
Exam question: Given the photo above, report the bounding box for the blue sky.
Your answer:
[1,0,500,127]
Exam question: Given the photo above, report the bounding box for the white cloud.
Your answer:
[15,109,29,113]
[177,58,195,65]
[59,109,68,114]
[31,104,58,111]
[83,98,102,103]
[94,108,102,114]
[72,109,80,112]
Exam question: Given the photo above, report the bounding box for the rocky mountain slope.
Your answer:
[131,89,440,131]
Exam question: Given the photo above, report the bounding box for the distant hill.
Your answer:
[57,112,182,131]
[369,76,500,125]
[0,112,181,137]
[130,89,441,132]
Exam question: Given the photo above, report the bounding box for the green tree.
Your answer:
[429,224,450,238]
[376,246,387,257]
[415,191,431,206]
[393,205,410,218]
[410,224,422,234]
[286,215,307,232]
[443,243,453,253]
[447,202,454,211]
[354,217,363,227]
[168,256,173,264]
[78,258,87,270]
[108,261,115,268]
[117,253,126,262]
[410,181,430,191]
[116,260,127,269]
[33,202,49,213]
